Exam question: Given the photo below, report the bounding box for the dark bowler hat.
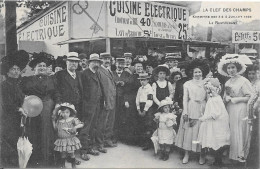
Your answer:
[123,53,133,58]
[66,52,80,61]
[138,73,151,80]
[79,53,89,60]
[100,53,112,58]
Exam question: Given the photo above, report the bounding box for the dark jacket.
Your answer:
[81,68,102,116]
[55,69,83,106]
[112,70,131,98]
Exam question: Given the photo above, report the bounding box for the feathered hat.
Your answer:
[185,59,210,78]
[1,50,29,75]
[217,54,247,77]
[29,52,55,68]
[53,55,67,70]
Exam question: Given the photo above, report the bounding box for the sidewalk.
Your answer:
[69,143,215,168]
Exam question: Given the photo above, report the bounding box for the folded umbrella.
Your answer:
[17,137,33,168]
[151,129,159,154]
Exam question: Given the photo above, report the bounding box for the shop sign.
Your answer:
[18,3,68,42]
[232,30,260,43]
[107,1,189,40]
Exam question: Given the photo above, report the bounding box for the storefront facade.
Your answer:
[17,1,225,59]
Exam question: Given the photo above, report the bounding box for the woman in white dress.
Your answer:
[175,59,209,164]
[218,55,254,165]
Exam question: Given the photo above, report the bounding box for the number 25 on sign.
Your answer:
[178,23,188,39]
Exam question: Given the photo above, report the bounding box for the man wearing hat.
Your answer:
[1,50,29,167]
[164,53,181,73]
[112,57,131,142]
[120,58,143,145]
[80,53,103,160]
[136,73,154,150]
[78,53,89,71]
[123,52,135,74]
[97,52,117,148]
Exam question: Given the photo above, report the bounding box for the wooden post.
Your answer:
[205,27,212,59]
[5,1,17,55]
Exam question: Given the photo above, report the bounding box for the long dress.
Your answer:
[175,79,206,152]
[224,75,253,162]
[197,94,230,150]
[20,75,58,165]
[1,77,25,166]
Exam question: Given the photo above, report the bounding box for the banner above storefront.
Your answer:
[232,30,260,43]
[107,1,189,40]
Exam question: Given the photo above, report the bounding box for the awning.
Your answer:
[55,38,106,45]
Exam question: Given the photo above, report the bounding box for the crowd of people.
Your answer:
[0,50,259,168]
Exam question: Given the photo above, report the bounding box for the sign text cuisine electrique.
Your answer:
[108,1,189,40]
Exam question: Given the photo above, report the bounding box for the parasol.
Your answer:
[151,130,159,154]
[17,137,33,168]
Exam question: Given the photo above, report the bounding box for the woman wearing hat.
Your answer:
[218,55,254,165]
[1,50,29,167]
[152,64,174,108]
[175,59,209,164]
[20,52,59,166]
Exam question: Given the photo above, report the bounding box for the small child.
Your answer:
[136,73,154,150]
[153,98,177,161]
[197,78,230,166]
[52,103,84,168]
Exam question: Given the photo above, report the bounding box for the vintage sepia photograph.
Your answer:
[0,0,259,168]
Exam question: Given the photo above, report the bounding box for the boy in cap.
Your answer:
[123,52,135,74]
[164,54,181,73]
[136,73,154,150]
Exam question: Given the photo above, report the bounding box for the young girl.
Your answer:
[197,78,230,165]
[153,98,177,161]
[52,103,84,168]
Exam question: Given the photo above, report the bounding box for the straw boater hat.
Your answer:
[116,57,125,63]
[138,72,151,80]
[29,52,54,68]
[88,53,102,63]
[100,53,112,59]
[153,64,170,76]
[217,54,247,77]
[66,52,80,61]
[123,53,133,58]
[1,50,29,75]
[185,59,210,78]
[164,53,182,62]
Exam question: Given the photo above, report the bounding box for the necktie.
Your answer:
[72,73,76,79]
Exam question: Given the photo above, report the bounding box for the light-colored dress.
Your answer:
[197,94,230,150]
[225,76,253,162]
[54,117,82,152]
[175,79,207,152]
[154,112,177,144]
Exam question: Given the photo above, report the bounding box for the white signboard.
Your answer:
[107,1,189,40]
[17,2,69,56]
[232,30,260,43]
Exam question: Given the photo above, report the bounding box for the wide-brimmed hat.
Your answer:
[158,97,173,109]
[123,53,133,58]
[153,64,170,76]
[88,53,102,63]
[58,102,77,115]
[53,55,67,70]
[100,53,112,59]
[29,52,54,68]
[132,58,144,66]
[138,73,151,80]
[66,52,80,61]
[1,50,29,75]
[217,54,247,77]
[185,59,210,78]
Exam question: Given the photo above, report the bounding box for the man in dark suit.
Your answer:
[97,53,117,148]
[112,58,131,143]
[55,52,83,117]
[55,52,84,164]
[80,53,104,160]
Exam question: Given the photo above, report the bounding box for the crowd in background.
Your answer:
[0,50,259,168]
